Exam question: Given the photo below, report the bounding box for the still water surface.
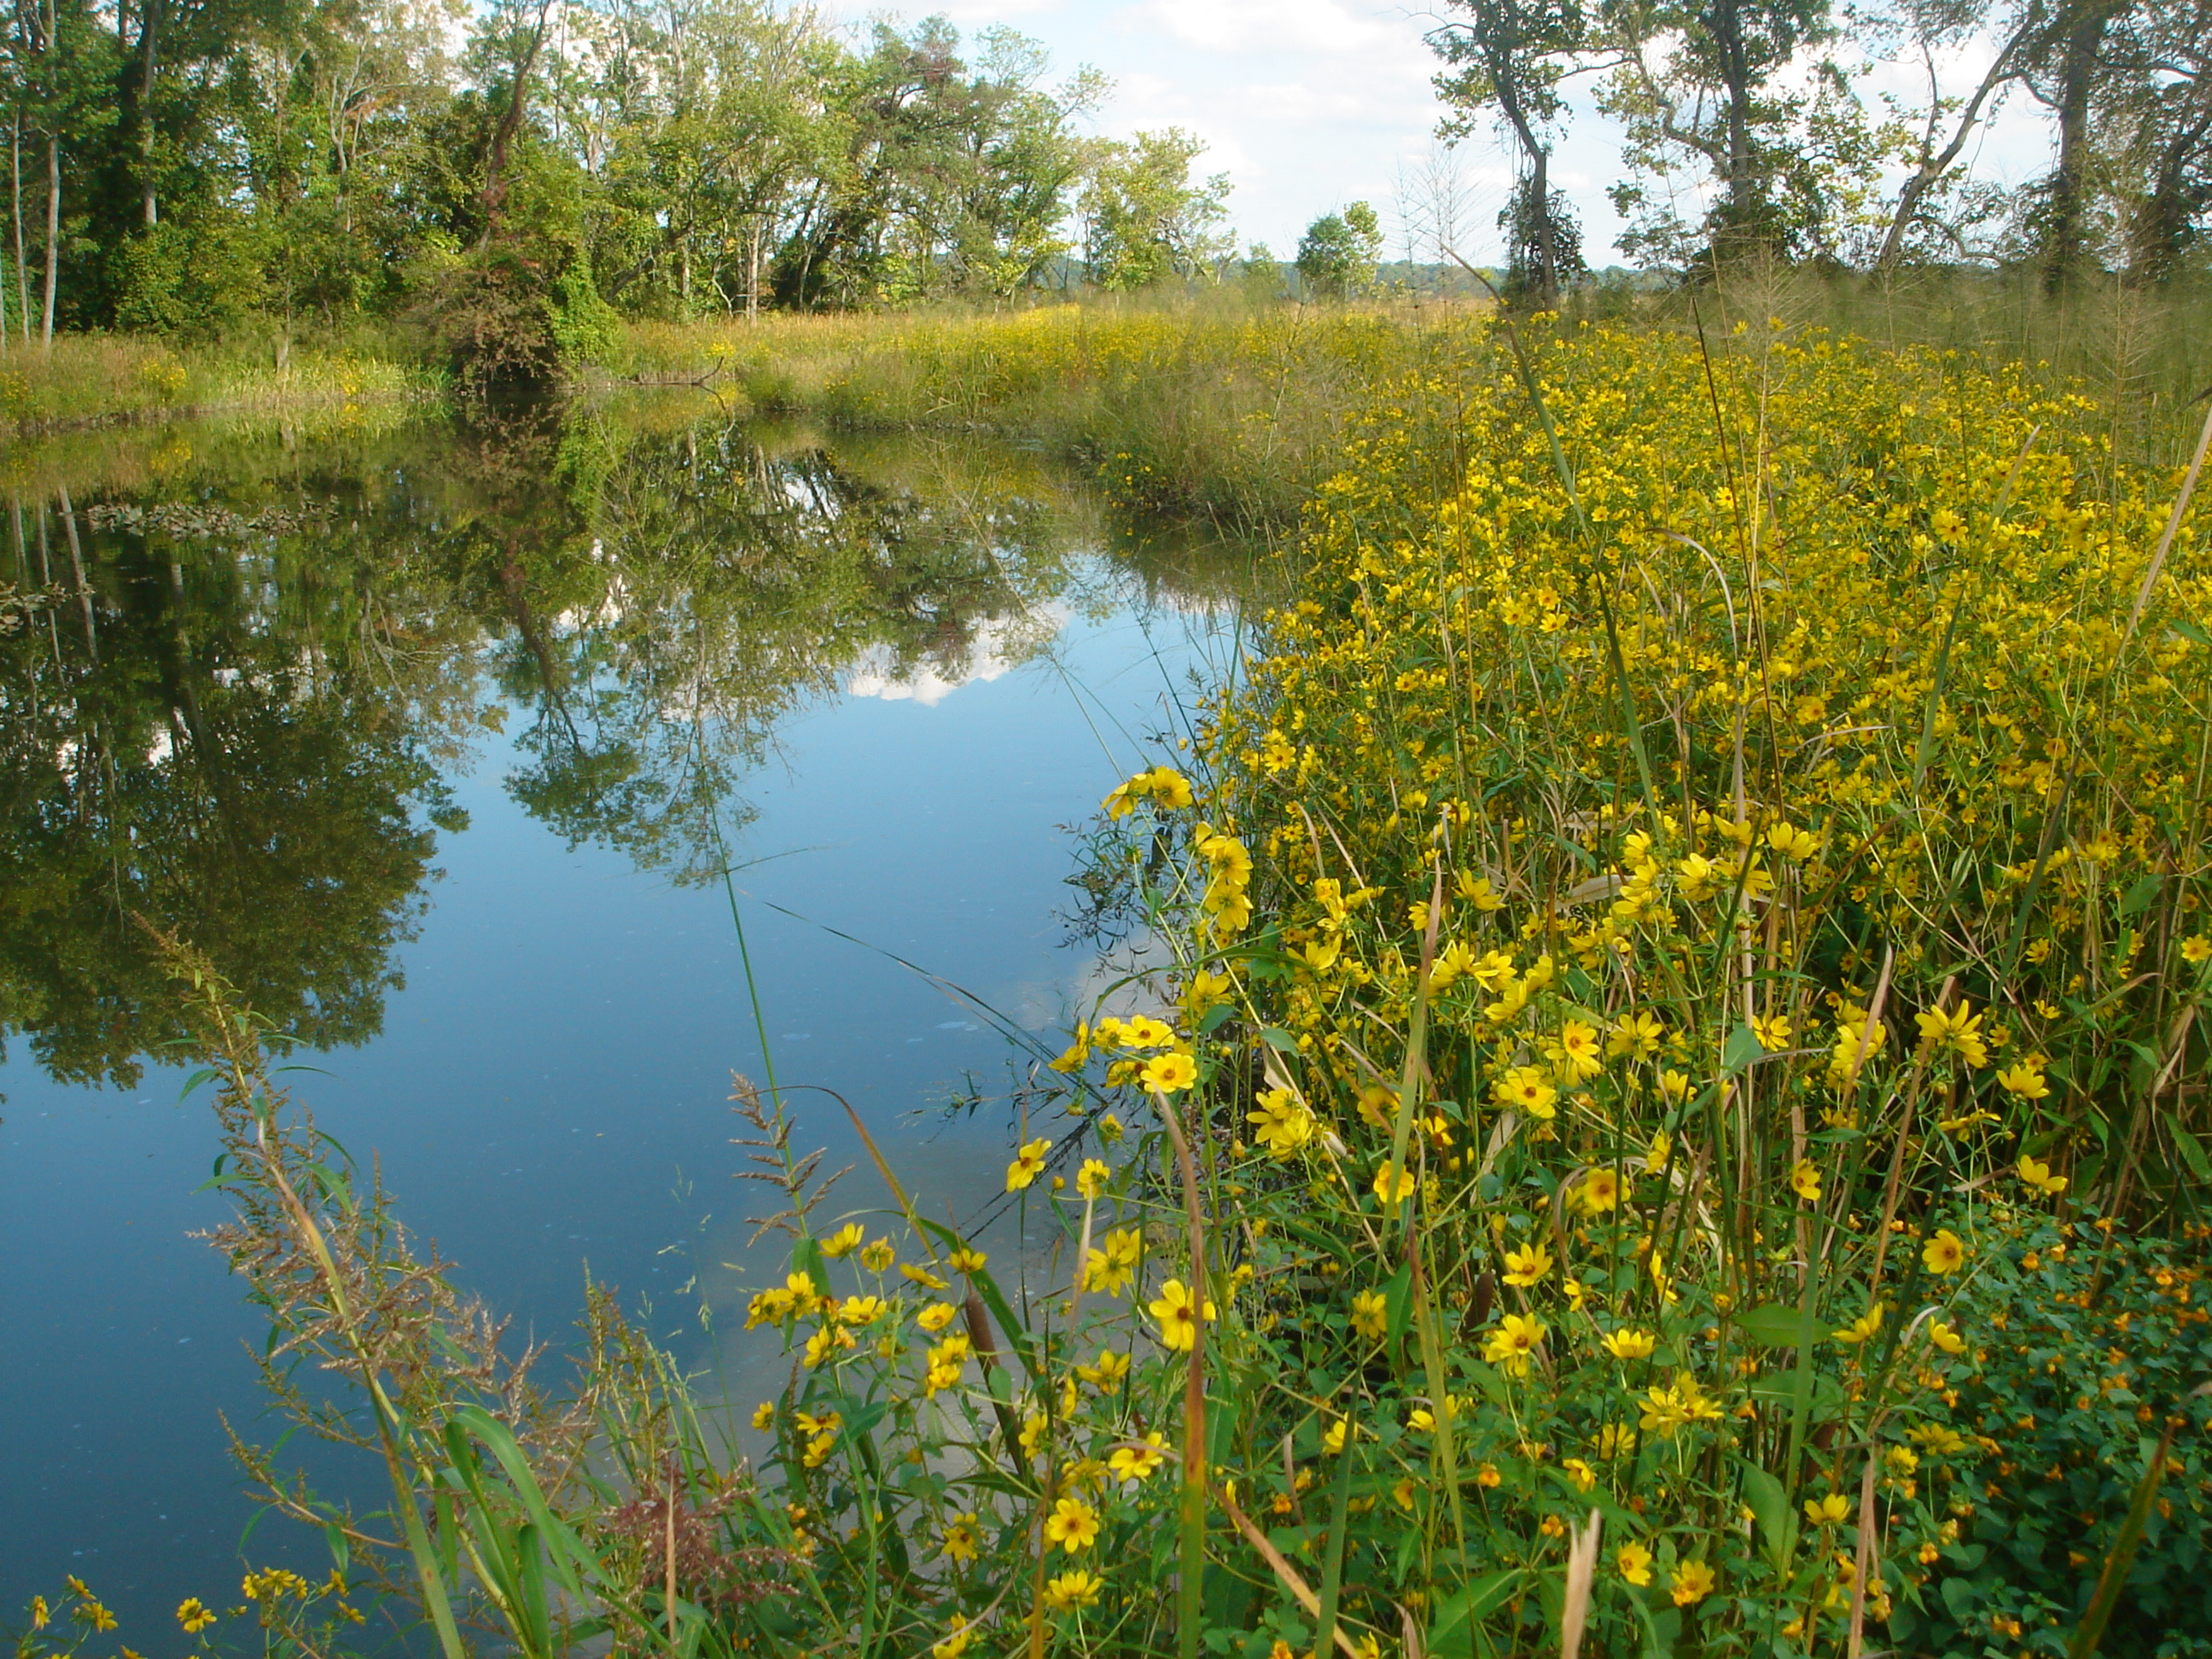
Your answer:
[0,396,1248,1621]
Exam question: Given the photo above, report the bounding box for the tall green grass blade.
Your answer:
[1316,1412,1358,1659]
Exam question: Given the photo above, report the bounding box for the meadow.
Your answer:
[11,286,2212,1659]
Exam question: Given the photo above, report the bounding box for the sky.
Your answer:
[825,0,2063,270]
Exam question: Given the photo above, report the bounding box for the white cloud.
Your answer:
[1137,0,1394,55]
[846,609,1066,706]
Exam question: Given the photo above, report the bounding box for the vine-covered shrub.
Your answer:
[1912,1215,2212,1658]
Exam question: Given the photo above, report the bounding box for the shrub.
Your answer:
[1911,1214,2212,1658]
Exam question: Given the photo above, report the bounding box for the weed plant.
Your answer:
[706,317,2212,1655]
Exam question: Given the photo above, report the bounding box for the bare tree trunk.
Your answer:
[58,486,95,661]
[2127,105,2212,285]
[1714,0,1757,245]
[1492,61,1559,310]
[1528,146,1557,308]
[477,0,553,247]
[138,0,160,226]
[41,129,58,349]
[11,117,26,349]
[1876,38,2027,270]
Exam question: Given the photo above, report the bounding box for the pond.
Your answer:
[0,393,1252,1625]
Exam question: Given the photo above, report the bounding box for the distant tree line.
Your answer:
[3,0,2204,362]
[1426,0,2212,306]
[0,1,1232,372]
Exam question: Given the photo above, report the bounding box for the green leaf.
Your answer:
[1721,1023,1765,1073]
[2119,872,2163,918]
[1737,1459,1796,1569]
[1941,1574,1979,1623]
[1735,1303,1819,1348]
[2171,1123,2212,1185]
[1427,1571,1522,1658]
[1464,1362,1513,1409]
[1381,1259,1414,1353]
[792,1236,828,1293]
[1258,1026,1301,1053]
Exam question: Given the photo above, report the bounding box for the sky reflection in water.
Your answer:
[0,399,1249,1620]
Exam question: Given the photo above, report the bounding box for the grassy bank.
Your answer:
[599,297,1497,530]
[679,314,2212,1658]
[597,275,2212,527]
[0,333,426,440]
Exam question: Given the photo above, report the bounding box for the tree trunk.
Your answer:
[478,0,553,247]
[137,0,160,227]
[1875,38,2027,270]
[1528,146,1558,308]
[2042,4,2110,294]
[12,117,26,349]
[1491,49,1559,311]
[2126,104,2212,285]
[1714,0,1757,245]
[58,486,95,661]
[42,130,58,348]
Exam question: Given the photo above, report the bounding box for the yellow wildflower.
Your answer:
[1603,1328,1656,1360]
[1149,1278,1214,1351]
[1044,1496,1100,1553]
[1043,1569,1103,1610]
[1669,1560,1717,1605]
[1617,1542,1653,1586]
[1109,1432,1167,1481]
[1482,1312,1546,1377]
[1922,1229,1967,1274]
[1501,1241,1552,1287]
[1006,1138,1050,1191]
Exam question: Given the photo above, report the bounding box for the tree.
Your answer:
[766,19,1099,309]
[0,490,457,1087]
[1429,0,1590,305]
[1849,0,2042,268]
[2016,0,2135,290]
[1598,0,1842,264]
[1078,127,1231,289]
[3,0,114,341]
[1295,201,1382,297]
[2101,0,2212,283]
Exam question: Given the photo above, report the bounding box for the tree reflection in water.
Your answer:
[0,393,1231,1090]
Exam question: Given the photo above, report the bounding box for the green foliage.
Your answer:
[1497,175,1584,300]
[1080,130,1235,290]
[1295,203,1383,299]
[1909,1214,2212,1658]
[112,218,267,340]
[550,253,621,371]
